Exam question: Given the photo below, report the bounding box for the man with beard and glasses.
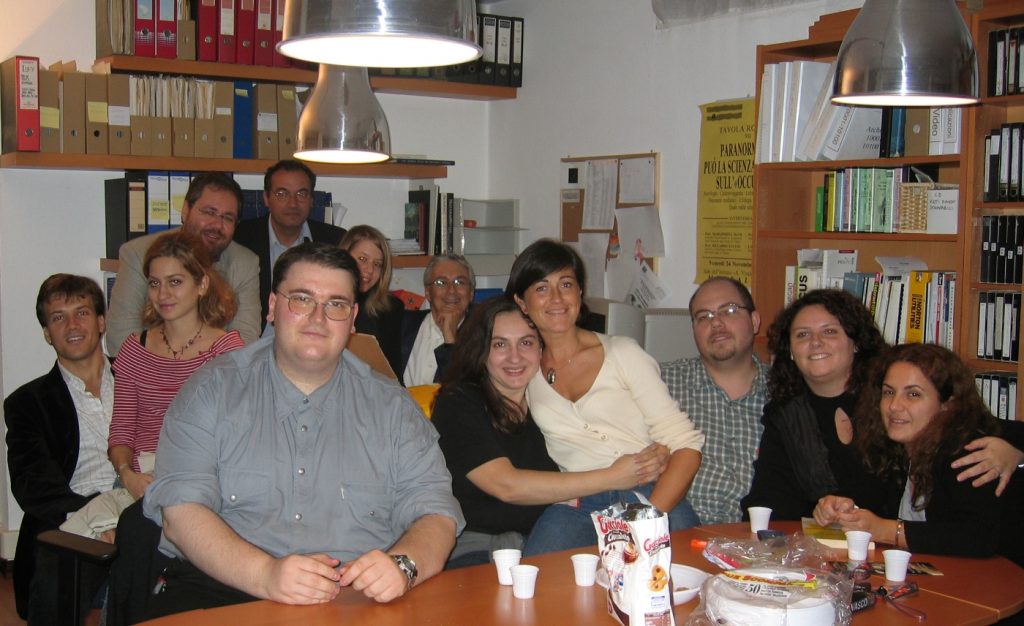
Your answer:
[106,173,260,356]
[660,276,768,524]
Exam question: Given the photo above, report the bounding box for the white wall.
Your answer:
[0,0,864,533]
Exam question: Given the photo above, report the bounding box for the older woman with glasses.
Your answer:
[340,225,405,375]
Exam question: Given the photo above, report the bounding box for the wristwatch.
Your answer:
[391,554,418,591]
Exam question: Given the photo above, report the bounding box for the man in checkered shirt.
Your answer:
[661,277,768,524]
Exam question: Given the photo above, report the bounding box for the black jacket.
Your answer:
[233,215,346,330]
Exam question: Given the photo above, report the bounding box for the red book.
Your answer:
[235,0,256,65]
[155,0,177,58]
[217,0,236,63]
[254,0,274,66]
[0,56,41,152]
[272,0,290,67]
[134,0,157,57]
[197,0,218,61]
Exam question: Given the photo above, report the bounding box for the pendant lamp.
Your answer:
[279,0,481,68]
[294,65,391,164]
[832,0,978,106]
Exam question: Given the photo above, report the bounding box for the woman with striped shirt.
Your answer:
[108,230,244,499]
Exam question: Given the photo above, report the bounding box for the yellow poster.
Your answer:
[696,98,755,287]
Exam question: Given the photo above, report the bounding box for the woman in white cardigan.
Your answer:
[505,239,705,554]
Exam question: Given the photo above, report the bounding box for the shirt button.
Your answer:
[300,425,308,432]
[583,423,590,430]
[297,468,306,475]
[613,450,620,456]
[303,398,309,404]
[601,435,608,441]
[229,495,237,502]
[294,513,302,521]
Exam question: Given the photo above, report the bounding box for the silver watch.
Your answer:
[391,554,417,591]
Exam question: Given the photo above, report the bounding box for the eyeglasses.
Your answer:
[276,292,354,322]
[196,206,238,226]
[693,303,750,325]
[272,188,312,202]
[428,277,472,290]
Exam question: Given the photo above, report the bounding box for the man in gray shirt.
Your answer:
[661,277,768,525]
[143,242,463,617]
[106,173,261,356]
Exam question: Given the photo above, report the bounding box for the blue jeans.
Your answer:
[522,485,700,556]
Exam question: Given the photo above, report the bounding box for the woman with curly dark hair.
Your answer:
[742,289,889,519]
[743,289,1024,521]
[813,344,1023,565]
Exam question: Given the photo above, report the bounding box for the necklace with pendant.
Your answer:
[162,323,204,360]
[545,345,580,385]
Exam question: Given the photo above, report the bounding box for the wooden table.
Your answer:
[140,522,1024,625]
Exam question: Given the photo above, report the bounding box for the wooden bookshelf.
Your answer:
[94,55,517,101]
[755,1,1024,418]
[0,152,446,179]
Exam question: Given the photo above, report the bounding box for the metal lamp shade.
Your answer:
[294,65,391,164]
[832,0,978,106]
[279,0,481,68]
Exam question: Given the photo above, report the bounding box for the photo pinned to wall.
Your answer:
[560,152,665,306]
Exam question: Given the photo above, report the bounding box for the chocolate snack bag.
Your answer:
[592,501,675,626]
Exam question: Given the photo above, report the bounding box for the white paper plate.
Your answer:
[594,563,709,605]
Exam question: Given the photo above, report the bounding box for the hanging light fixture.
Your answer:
[832,0,978,106]
[279,0,481,68]
[294,64,391,164]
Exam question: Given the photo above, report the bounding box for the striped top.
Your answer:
[109,330,244,472]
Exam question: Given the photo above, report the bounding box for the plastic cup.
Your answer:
[570,554,600,586]
[492,549,521,586]
[748,506,773,532]
[510,564,540,599]
[845,530,872,561]
[883,549,912,583]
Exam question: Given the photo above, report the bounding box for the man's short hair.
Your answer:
[423,254,476,289]
[263,159,317,193]
[35,274,105,327]
[185,172,243,216]
[272,241,359,294]
[688,276,755,312]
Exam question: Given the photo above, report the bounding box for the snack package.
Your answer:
[592,500,674,626]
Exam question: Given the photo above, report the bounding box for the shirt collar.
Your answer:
[56,359,113,397]
[268,219,313,249]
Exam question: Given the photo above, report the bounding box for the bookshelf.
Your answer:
[94,55,518,101]
[756,2,1024,419]
[966,0,1024,418]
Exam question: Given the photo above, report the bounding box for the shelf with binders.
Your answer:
[966,0,1024,419]
[94,55,518,101]
[0,152,447,179]
[752,7,970,362]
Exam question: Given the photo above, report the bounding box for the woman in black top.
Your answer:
[340,225,405,375]
[431,297,667,567]
[814,344,1023,566]
[742,289,1023,520]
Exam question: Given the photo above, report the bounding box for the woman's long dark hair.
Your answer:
[437,296,539,434]
[504,238,589,326]
[855,343,1000,509]
[766,289,887,403]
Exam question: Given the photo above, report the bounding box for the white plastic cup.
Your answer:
[748,506,773,532]
[883,549,912,583]
[570,554,600,586]
[510,564,540,599]
[492,549,522,586]
[845,530,873,561]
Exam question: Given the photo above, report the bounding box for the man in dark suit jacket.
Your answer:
[5,274,116,623]
[233,159,345,329]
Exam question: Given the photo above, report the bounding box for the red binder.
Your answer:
[156,0,177,58]
[0,56,41,152]
[272,0,290,67]
[134,0,157,57]
[254,0,274,66]
[217,0,236,63]
[235,0,256,65]
[197,0,218,61]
